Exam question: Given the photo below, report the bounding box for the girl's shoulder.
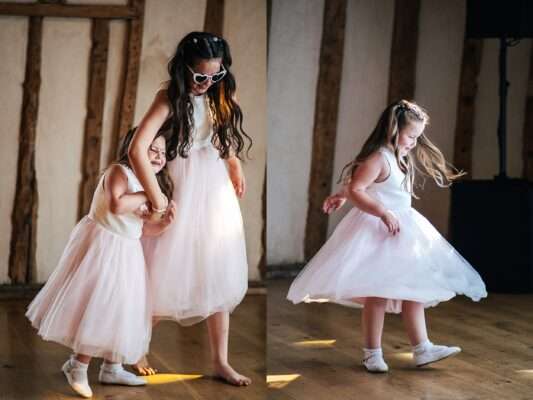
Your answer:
[105,163,131,183]
[354,149,390,183]
[360,149,390,168]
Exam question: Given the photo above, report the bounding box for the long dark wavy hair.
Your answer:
[116,119,174,200]
[339,100,465,197]
[165,31,252,160]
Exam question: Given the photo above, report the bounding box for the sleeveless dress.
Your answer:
[26,164,152,363]
[287,147,487,313]
[142,93,248,326]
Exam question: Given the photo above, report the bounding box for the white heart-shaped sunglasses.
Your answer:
[186,64,227,85]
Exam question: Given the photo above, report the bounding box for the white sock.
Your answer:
[363,347,383,358]
[413,339,432,353]
[101,361,122,371]
[70,357,89,369]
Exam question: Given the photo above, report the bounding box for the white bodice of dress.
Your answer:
[190,93,214,149]
[88,164,145,239]
[366,147,412,211]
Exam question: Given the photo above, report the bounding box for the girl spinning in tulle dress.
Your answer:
[288,100,487,373]
[26,126,175,397]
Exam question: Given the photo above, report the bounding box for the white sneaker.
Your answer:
[414,342,461,367]
[62,357,93,398]
[362,348,389,373]
[98,363,146,386]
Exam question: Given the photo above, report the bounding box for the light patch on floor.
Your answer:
[267,374,301,389]
[293,339,336,348]
[144,373,203,385]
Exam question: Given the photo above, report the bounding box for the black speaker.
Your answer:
[466,0,533,38]
[450,179,533,293]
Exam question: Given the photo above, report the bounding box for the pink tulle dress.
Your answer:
[26,164,152,364]
[288,147,487,312]
[142,93,248,326]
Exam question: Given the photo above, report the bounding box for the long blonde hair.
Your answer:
[339,100,465,196]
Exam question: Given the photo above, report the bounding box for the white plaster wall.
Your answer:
[412,0,465,236]
[267,0,324,265]
[472,38,531,180]
[101,20,127,167]
[0,16,28,283]
[328,0,394,235]
[133,0,207,121]
[224,0,267,281]
[35,18,91,282]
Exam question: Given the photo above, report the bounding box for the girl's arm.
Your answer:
[226,156,245,198]
[345,152,399,234]
[105,165,148,214]
[128,90,171,210]
[142,201,176,236]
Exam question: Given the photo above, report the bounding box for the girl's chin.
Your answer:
[191,86,210,95]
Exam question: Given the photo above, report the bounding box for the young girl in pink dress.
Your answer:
[128,32,251,385]
[26,126,175,397]
[288,100,487,373]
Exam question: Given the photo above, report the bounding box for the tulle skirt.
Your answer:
[287,207,487,313]
[142,144,248,326]
[26,216,152,364]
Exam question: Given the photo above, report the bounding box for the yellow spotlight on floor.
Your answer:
[516,370,533,375]
[267,374,301,389]
[293,339,336,348]
[390,352,413,361]
[144,373,203,385]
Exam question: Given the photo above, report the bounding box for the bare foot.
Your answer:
[132,356,157,376]
[214,362,251,386]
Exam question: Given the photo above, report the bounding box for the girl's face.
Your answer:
[187,57,223,96]
[148,136,166,173]
[398,120,425,155]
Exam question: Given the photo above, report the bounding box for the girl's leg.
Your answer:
[401,301,461,366]
[207,311,251,386]
[401,301,428,346]
[362,297,387,348]
[74,354,91,364]
[361,297,389,372]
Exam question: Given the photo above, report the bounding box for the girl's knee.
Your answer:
[366,297,387,308]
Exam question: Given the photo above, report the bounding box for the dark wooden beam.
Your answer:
[259,166,266,280]
[111,0,145,159]
[204,0,225,37]
[454,39,484,175]
[388,0,420,103]
[9,17,42,284]
[267,0,271,61]
[304,0,347,261]
[0,2,138,19]
[521,43,533,181]
[78,19,110,219]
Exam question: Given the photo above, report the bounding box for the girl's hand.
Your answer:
[158,200,176,228]
[228,158,245,198]
[381,210,400,235]
[322,193,347,214]
[135,201,151,218]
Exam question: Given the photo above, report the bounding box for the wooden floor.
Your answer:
[0,294,266,400]
[268,279,533,400]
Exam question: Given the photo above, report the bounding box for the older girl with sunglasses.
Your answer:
[128,32,252,386]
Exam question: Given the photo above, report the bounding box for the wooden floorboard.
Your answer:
[267,279,533,400]
[0,295,265,400]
